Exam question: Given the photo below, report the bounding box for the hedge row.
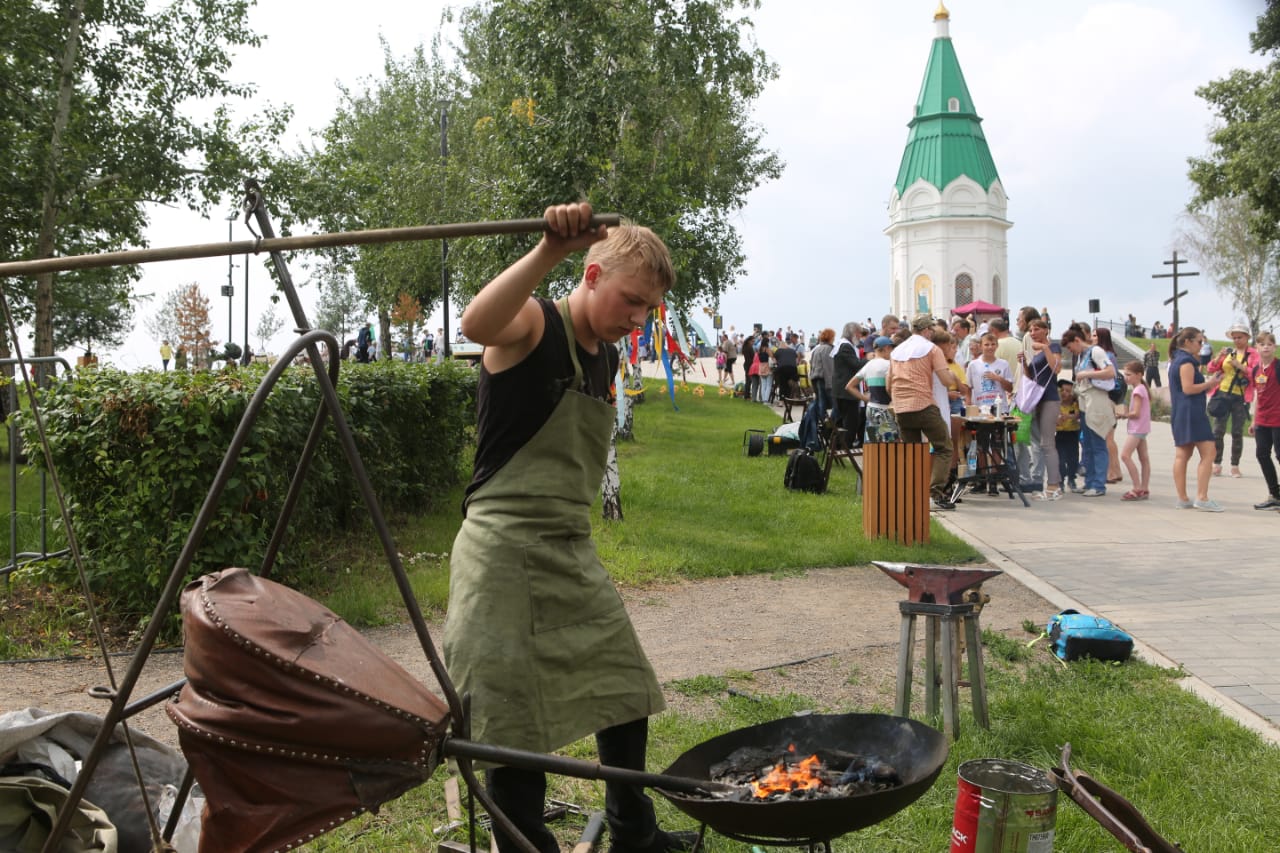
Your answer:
[18,359,477,621]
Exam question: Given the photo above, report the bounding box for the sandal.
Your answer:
[1231,467,1243,478]
[1107,476,1124,484]
[1121,490,1142,501]
[1213,464,1222,476]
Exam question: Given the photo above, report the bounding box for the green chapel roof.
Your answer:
[893,19,1002,196]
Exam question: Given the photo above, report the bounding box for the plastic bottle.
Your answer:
[967,444,978,476]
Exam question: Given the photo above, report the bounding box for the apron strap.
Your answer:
[556,298,585,391]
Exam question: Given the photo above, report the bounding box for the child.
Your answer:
[965,332,1013,414]
[444,203,692,853]
[848,336,898,442]
[1117,360,1151,500]
[933,330,970,490]
[1056,380,1082,493]
[1249,331,1280,508]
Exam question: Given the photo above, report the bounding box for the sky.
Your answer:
[78,0,1269,370]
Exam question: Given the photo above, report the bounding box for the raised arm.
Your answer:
[460,203,606,365]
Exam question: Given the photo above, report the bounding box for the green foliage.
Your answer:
[272,0,782,323]
[17,360,476,629]
[1188,4,1280,243]
[0,0,289,356]
[456,0,783,310]
[270,40,462,316]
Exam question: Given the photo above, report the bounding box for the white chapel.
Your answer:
[886,3,1011,319]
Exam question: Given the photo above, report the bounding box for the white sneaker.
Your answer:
[1194,499,1224,513]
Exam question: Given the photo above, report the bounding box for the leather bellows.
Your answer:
[167,568,450,852]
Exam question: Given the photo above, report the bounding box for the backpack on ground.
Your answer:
[1047,609,1133,662]
[784,449,826,493]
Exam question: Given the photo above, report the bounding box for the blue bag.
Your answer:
[1047,609,1133,662]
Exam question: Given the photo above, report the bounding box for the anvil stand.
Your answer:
[873,562,1002,740]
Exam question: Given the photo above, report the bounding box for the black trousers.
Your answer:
[486,718,660,853]
[1256,425,1280,498]
[1212,392,1248,466]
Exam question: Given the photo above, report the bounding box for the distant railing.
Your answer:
[2,356,73,587]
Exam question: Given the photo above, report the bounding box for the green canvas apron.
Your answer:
[443,299,664,757]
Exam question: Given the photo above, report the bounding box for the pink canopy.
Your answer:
[951,300,1005,316]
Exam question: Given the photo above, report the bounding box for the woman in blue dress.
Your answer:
[1169,327,1224,511]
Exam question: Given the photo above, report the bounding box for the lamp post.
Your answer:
[439,103,451,358]
[244,247,250,361]
[224,212,236,346]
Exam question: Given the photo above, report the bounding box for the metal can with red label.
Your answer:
[950,758,1057,853]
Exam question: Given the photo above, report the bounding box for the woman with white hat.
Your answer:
[1206,323,1261,478]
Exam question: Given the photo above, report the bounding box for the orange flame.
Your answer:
[750,744,825,798]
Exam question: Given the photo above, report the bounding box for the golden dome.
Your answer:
[934,1,950,21]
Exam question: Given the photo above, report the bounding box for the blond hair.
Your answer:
[585,223,675,293]
[1257,331,1276,345]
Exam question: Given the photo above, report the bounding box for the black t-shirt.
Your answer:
[466,298,618,505]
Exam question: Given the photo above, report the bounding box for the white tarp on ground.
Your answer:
[0,707,201,853]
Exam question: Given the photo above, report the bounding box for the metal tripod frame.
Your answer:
[29,180,558,853]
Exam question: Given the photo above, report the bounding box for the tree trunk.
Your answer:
[601,426,623,521]
[378,309,391,362]
[34,0,87,358]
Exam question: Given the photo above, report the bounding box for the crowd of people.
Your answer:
[716,309,1280,515]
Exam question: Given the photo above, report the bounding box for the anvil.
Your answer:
[871,561,1003,605]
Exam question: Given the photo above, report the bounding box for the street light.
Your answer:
[224,212,236,346]
[439,103,451,358]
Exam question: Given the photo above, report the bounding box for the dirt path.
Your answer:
[0,566,1050,750]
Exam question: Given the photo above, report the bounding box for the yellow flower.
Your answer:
[693,385,706,397]
[509,97,536,125]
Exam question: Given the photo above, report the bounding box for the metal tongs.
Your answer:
[1048,743,1182,853]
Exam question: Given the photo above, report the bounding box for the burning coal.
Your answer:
[703,743,902,802]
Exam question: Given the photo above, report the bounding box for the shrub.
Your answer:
[16,359,476,627]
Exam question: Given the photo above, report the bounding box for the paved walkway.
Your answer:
[936,418,1280,744]
[655,355,1280,744]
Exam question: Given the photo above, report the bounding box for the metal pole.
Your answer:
[225,213,235,347]
[440,104,451,358]
[244,250,250,359]
[0,214,622,278]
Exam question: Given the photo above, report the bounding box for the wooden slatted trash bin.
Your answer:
[862,441,931,545]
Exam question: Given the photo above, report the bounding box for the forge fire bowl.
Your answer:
[656,713,948,842]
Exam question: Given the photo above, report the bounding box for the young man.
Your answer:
[887,314,961,511]
[444,203,690,853]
